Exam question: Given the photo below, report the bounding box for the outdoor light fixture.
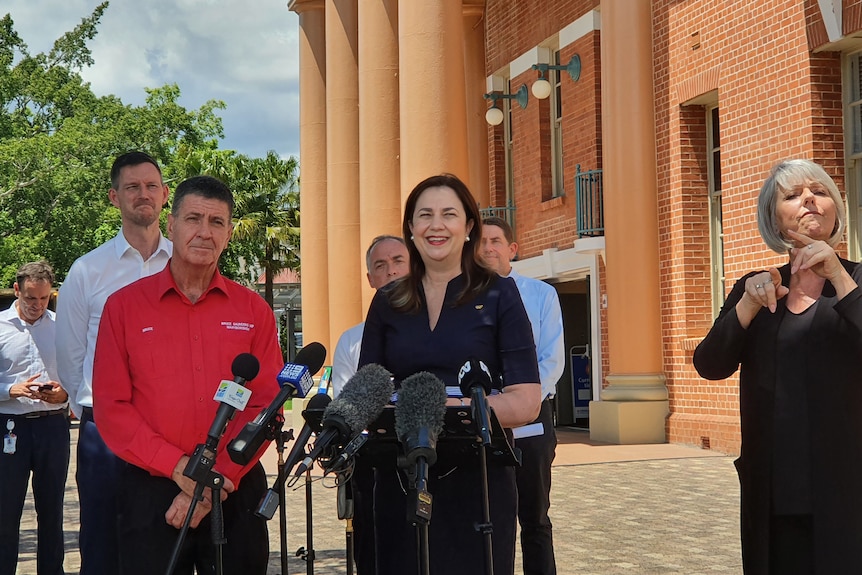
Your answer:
[531,55,581,99]
[483,84,529,126]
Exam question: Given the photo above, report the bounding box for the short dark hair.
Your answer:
[172,175,235,218]
[365,235,406,273]
[16,261,55,287]
[110,152,162,189]
[482,216,514,244]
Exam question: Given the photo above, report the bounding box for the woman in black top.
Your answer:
[359,173,540,575]
[694,159,862,574]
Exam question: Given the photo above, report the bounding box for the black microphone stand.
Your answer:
[253,414,295,575]
[468,389,495,575]
[165,442,227,575]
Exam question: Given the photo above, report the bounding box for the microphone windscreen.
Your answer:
[306,393,332,410]
[325,363,393,433]
[232,353,260,382]
[293,341,327,374]
[395,372,447,442]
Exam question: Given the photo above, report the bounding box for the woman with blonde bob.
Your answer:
[695,159,862,574]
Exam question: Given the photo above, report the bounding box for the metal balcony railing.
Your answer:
[575,165,604,237]
[479,205,516,232]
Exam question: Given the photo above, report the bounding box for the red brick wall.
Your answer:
[484,0,849,455]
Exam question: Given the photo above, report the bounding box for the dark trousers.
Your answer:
[76,408,124,575]
[350,456,376,574]
[769,514,813,575]
[0,412,70,575]
[514,399,557,575]
[117,461,269,575]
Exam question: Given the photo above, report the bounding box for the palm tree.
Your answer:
[230,151,300,308]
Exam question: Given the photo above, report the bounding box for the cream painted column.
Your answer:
[325,0,363,346]
[290,0,330,361]
[463,0,489,206]
[358,0,402,311]
[398,1,470,196]
[590,0,669,444]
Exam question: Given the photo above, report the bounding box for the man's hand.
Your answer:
[166,455,235,528]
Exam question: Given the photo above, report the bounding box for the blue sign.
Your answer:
[570,351,591,419]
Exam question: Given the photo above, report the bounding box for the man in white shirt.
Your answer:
[332,235,409,396]
[331,234,408,575]
[480,217,565,575]
[0,261,69,575]
[55,151,172,575]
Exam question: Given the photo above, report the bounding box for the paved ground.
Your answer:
[17,424,742,575]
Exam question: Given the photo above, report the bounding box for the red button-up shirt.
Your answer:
[93,265,283,486]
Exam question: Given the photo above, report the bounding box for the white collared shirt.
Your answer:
[332,322,364,398]
[55,228,171,418]
[0,302,65,415]
[506,268,565,399]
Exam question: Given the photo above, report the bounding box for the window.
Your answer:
[844,51,862,260]
[707,106,724,317]
[551,51,564,198]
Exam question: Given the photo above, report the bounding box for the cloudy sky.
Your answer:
[3,0,301,159]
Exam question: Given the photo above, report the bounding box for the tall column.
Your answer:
[590,0,669,444]
[289,0,330,361]
[325,0,363,345]
[398,1,470,196]
[463,1,489,206]
[358,0,402,311]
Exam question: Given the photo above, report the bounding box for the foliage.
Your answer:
[0,2,300,298]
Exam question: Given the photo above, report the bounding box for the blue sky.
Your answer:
[3,0,301,159]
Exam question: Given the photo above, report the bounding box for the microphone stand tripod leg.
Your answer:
[276,427,292,575]
[477,446,494,575]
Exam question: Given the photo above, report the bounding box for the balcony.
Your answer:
[478,205,516,231]
[575,165,603,237]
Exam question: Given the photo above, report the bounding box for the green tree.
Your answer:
[176,147,301,307]
[0,3,225,287]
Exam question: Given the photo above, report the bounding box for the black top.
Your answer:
[694,259,862,574]
[772,301,815,514]
[359,273,540,390]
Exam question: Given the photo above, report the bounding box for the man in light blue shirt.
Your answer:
[481,217,564,575]
[0,261,69,575]
[56,151,172,575]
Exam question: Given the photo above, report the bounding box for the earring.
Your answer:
[466,235,471,242]
[410,235,414,241]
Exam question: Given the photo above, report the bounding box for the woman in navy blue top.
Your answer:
[359,173,540,575]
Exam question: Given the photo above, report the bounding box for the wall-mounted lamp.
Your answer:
[530,55,581,99]
[483,84,528,126]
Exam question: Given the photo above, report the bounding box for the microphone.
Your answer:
[255,392,332,519]
[395,371,447,468]
[293,363,393,476]
[228,342,327,465]
[206,353,260,445]
[458,358,493,445]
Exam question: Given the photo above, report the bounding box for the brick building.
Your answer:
[289,0,861,454]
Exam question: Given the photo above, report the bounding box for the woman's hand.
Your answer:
[736,267,787,328]
[787,230,857,299]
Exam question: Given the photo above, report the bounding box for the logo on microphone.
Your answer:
[214,380,252,410]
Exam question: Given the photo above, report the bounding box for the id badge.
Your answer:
[3,419,15,454]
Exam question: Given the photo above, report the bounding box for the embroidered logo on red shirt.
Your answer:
[221,321,254,332]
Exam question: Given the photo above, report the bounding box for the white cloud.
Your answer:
[3,0,300,159]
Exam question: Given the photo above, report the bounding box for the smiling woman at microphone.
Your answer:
[359,173,541,575]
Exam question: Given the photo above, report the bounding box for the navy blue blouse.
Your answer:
[358,273,540,391]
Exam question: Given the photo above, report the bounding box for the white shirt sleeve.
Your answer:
[332,323,364,398]
[55,259,90,418]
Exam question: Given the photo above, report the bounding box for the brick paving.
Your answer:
[17,425,742,575]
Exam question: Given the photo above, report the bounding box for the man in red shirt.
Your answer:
[92,175,283,574]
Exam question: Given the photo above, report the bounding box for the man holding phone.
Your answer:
[0,261,70,574]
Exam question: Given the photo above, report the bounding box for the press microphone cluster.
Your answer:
[228,342,327,465]
[293,363,394,476]
[458,358,494,445]
[395,371,448,468]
